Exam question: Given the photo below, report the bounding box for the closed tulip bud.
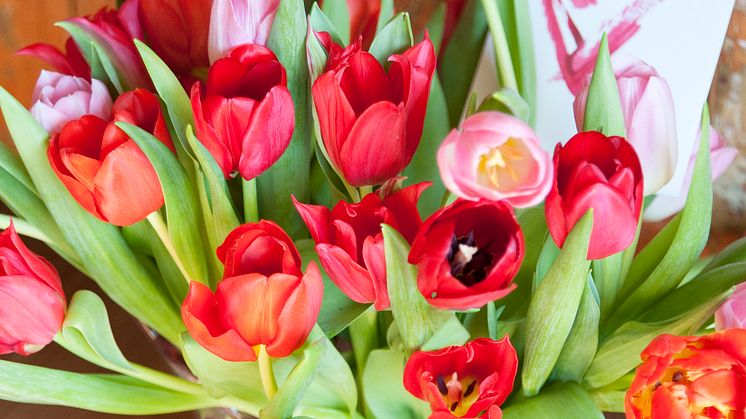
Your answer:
[438,111,553,208]
[30,71,112,136]
[408,199,524,310]
[191,44,294,180]
[0,222,66,356]
[312,33,435,187]
[404,337,518,418]
[48,89,174,226]
[293,183,429,310]
[182,221,323,361]
[574,55,677,195]
[208,0,280,63]
[545,131,643,260]
[626,330,746,419]
[138,0,212,77]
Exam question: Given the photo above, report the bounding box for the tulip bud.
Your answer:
[312,33,435,187]
[438,111,553,208]
[138,0,212,77]
[644,125,737,222]
[404,337,518,418]
[574,55,677,195]
[208,0,280,63]
[182,221,323,361]
[293,183,429,310]
[191,44,294,180]
[626,330,746,418]
[30,71,112,135]
[546,131,644,260]
[48,89,173,226]
[408,198,524,310]
[0,222,66,356]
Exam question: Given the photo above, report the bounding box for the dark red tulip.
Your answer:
[293,183,429,310]
[191,43,294,180]
[404,337,518,418]
[182,221,323,361]
[0,222,66,356]
[48,89,174,226]
[545,131,643,260]
[312,33,435,187]
[408,199,524,310]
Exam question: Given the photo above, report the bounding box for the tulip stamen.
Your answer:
[447,231,494,287]
[436,372,481,416]
[478,140,525,189]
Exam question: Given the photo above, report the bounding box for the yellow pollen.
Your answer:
[478,139,524,188]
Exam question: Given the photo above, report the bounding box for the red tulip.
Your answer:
[404,337,518,418]
[182,221,323,361]
[293,183,429,310]
[48,89,174,226]
[138,0,212,78]
[347,0,381,48]
[312,33,435,187]
[191,44,294,180]
[545,131,643,260]
[408,199,524,310]
[0,222,66,356]
[17,38,91,80]
[626,330,746,419]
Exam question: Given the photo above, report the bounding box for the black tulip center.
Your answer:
[446,231,493,287]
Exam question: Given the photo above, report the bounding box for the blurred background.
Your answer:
[0,0,744,418]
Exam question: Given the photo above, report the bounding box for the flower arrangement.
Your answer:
[0,1,743,418]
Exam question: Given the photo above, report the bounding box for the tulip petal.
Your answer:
[191,83,236,177]
[316,243,376,304]
[292,197,333,244]
[312,71,357,169]
[362,235,389,310]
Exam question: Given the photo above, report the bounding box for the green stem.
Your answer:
[257,345,278,400]
[146,211,191,283]
[243,178,259,223]
[358,185,374,197]
[349,307,378,417]
[0,214,52,244]
[481,0,519,91]
[439,190,453,208]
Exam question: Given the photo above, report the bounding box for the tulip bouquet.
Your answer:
[0,0,744,418]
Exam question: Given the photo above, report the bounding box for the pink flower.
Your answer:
[208,0,281,63]
[644,126,738,222]
[715,283,746,331]
[30,71,112,135]
[574,55,677,195]
[437,111,553,208]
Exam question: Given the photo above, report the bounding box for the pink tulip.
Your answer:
[574,54,677,195]
[208,0,281,64]
[715,283,746,331]
[0,222,66,356]
[644,125,738,222]
[30,71,112,135]
[437,111,553,208]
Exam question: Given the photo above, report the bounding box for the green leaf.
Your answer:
[91,41,125,94]
[0,138,34,192]
[180,334,265,414]
[369,12,414,65]
[57,290,133,372]
[551,276,599,383]
[0,87,182,344]
[261,0,313,238]
[498,0,536,124]
[619,215,680,298]
[533,235,560,290]
[376,0,395,34]
[0,361,214,415]
[440,0,488,126]
[701,236,746,272]
[478,88,530,122]
[605,107,713,333]
[321,0,350,44]
[522,210,593,396]
[117,122,209,284]
[362,349,429,419]
[503,383,604,419]
[134,40,195,161]
[403,74,450,217]
[261,338,326,419]
[382,224,453,351]
[296,239,369,337]
[582,33,625,137]
[55,21,108,87]
[420,315,470,351]
[309,3,344,46]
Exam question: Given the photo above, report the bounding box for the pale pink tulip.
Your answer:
[644,125,738,222]
[437,111,553,208]
[715,283,746,330]
[30,70,112,135]
[208,0,280,64]
[574,54,678,195]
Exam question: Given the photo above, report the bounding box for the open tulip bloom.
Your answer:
[0,1,742,419]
